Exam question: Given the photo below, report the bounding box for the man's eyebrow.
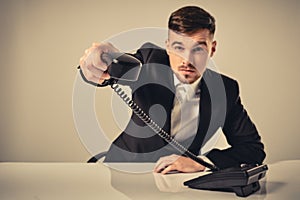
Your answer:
[195,41,208,46]
[171,41,183,46]
[171,41,208,47]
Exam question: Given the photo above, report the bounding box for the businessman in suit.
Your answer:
[79,6,266,174]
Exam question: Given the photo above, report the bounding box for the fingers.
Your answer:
[79,42,119,85]
[82,65,110,84]
[160,164,178,175]
[154,154,180,173]
[154,155,206,174]
[84,45,107,71]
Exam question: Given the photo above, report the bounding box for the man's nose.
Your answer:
[182,52,193,65]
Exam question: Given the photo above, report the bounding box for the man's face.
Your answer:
[166,29,216,84]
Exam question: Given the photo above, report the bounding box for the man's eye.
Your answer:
[174,46,184,51]
[193,47,204,52]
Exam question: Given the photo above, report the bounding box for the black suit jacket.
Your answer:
[104,43,265,169]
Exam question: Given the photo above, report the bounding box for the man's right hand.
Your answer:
[79,42,120,85]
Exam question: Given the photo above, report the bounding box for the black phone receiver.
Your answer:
[101,52,142,82]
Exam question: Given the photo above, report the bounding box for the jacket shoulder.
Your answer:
[139,42,164,50]
[135,43,169,65]
[205,69,238,87]
[205,69,238,90]
[204,69,240,103]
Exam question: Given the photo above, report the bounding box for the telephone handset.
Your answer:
[78,52,267,197]
[101,52,142,82]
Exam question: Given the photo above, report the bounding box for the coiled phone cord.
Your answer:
[111,82,219,171]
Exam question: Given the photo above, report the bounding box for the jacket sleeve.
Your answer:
[115,42,164,86]
[206,80,266,169]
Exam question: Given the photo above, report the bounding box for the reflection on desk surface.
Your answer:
[0,160,299,200]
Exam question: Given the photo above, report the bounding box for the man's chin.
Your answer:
[174,73,187,83]
[178,75,195,84]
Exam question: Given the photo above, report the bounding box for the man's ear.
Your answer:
[210,41,217,57]
[165,39,170,55]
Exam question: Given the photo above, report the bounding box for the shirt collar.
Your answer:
[173,74,201,100]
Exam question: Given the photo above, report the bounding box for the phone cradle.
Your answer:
[184,164,268,197]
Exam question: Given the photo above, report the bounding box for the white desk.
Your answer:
[0,160,299,200]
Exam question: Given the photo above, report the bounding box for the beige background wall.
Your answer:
[0,0,299,163]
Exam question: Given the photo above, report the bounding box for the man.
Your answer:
[79,6,266,174]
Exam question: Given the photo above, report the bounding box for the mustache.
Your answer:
[178,63,197,71]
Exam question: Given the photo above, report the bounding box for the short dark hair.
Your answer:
[168,6,216,36]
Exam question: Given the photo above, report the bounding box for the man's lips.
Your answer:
[178,65,196,73]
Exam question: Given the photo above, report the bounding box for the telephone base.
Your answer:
[188,181,260,197]
[184,164,267,197]
[232,181,260,197]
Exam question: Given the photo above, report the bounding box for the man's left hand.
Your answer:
[154,154,206,174]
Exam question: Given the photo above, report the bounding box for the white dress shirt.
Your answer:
[171,75,201,141]
[171,74,214,168]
